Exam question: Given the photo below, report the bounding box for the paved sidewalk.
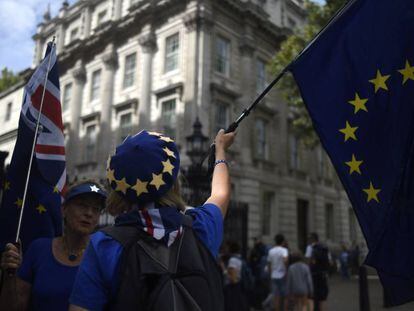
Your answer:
[327,276,414,311]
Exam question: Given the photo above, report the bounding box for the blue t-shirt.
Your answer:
[18,238,79,311]
[70,203,223,310]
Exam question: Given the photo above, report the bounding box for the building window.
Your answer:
[164,33,179,73]
[325,203,334,240]
[215,36,230,76]
[5,102,12,122]
[215,102,229,133]
[97,10,107,25]
[349,207,357,242]
[290,135,300,169]
[255,119,268,159]
[70,27,79,41]
[256,59,266,93]
[90,69,101,101]
[62,83,72,112]
[123,53,136,89]
[161,99,176,138]
[85,124,97,161]
[119,113,132,143]
[288,17,297,29]
[262,192,274,236]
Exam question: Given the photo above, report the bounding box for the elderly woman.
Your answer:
[0,181,106,311]
[69,129,236,311]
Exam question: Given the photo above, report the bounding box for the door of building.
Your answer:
[297,199,309,253]
[223,201,249,258]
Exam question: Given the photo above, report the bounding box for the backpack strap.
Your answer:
[100,226,140,248]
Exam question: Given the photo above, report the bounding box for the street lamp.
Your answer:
[186,117,209,167]
[184,118,209,205]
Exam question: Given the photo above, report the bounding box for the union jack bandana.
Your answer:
[115,203,183,247]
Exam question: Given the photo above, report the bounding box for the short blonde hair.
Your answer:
[106,180,186,216]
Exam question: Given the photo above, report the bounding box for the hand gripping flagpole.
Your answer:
[205,0,358,174]
[15,37,57,245]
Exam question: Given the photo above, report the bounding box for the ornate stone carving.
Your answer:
[102,45,118,69]
[183,10,214,33]
[72,63,86,82]
[239,37,256,57]
[138,32,157,53]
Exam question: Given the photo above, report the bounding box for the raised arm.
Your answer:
[205,129,236,217]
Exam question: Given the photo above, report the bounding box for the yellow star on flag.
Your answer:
[53,186,59,193]
[15,198,23,208]
[4,180,10,191]
[148,131,162,136]
[369,70,390,93]
[162,159,175,175]
[348,93,368,114]
[131,179,148,196]
[115,178,130,194]
[345,154,363,175]
[339,121,358,142]
[363,182,381,203]
[398,60,414,85]
[159,136,174,143]
[150,173,165,190]
[107,169,116,183]
[36,204,47,214]
[163,147,176,158]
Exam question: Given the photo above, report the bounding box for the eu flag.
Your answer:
[291,0,414,305]
[0,43,66,253]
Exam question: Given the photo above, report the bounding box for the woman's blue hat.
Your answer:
[64,182,107,203]
[107,131,180,204]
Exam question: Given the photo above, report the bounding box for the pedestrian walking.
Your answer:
[0,181,106,311]
[267,233,289,311]
[224,241,250,311]
[69,129,236,311]
[250,238,270,309]
[339,243,350,279]
[286,251,313,311]
[305,233,330,311]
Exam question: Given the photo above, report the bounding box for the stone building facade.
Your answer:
[0,0,365,253]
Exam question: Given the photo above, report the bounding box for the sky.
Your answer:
[0,0,325,74]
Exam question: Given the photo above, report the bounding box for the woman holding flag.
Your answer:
[69,129,236,310]
[0,181,106,311]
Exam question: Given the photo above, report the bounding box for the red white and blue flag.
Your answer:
[0,42,66,253]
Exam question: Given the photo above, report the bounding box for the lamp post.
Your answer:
[185,117,209,206]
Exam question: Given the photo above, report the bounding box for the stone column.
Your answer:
[183,3,213,140]
[82,5,92,39]
[98,44,118,173]
[114,0,123,20]
[238,26,256,165]
[138,30,157,130]
[67,61,86,178]
[33,34,44,67]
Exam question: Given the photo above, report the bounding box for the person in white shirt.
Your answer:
[267,234,289,311]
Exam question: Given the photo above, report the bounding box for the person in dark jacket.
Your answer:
[69,129,236,311]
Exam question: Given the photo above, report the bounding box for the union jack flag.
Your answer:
[0,42,66,253]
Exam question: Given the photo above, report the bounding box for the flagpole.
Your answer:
[205,0,359,171]
[15,38,56,244]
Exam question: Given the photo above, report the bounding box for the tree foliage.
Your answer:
[269,0,346,147]
[0,67,21,94]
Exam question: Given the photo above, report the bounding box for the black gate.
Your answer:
[223,201,249,258]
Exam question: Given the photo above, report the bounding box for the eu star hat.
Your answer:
[107,130,180,204]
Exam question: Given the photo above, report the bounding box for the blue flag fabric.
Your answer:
[291,0,414,305]
[0,43,66,253]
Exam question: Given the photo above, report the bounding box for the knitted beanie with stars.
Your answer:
[106,130,180,205]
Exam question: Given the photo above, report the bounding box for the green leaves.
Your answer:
[269,0,346,147]
[0,67,21,93]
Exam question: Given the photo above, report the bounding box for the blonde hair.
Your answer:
[106,180,186,216]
